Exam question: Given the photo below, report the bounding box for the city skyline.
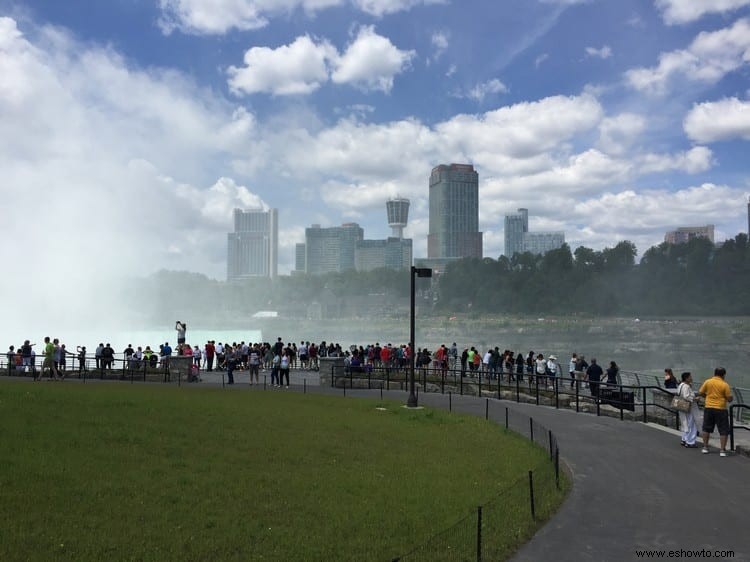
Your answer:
[3,1,750,289]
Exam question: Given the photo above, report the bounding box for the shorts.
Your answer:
[702,408,730,436]
[177,337,186,344]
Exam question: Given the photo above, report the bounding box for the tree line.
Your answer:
[125,233,750,321]
[437,234,750,316]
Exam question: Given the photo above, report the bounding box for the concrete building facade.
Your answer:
[227,208,278,281]
[304,223,364,275]
[664,225,715,245]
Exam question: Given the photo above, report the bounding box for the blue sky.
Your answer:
[2,0,750,291]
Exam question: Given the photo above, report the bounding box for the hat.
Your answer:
[549,355,557,360]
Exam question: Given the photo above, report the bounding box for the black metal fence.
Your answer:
[330,365,688,429]
[391,400,562,561]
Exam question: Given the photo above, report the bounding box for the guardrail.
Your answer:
[730,404,750,452]
[329,366,691,430]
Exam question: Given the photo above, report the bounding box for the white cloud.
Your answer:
[352,0,446,17]
[625,18,750,94]
[227,35,335,96]
[158,0,445,35]
[331,25,416,92]
[655,0,750,25]
[446,64,457,76]
[585,45,612,59]
[534,53,549,68]
[0,16,268,324]
[637,146,714,174]
[428,30,449,64]
[684,97,750,142]
[597,113,646,155]
[465,79,509,101]
[228,27,413,95]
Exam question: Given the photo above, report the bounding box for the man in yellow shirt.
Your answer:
[698,367,734,457]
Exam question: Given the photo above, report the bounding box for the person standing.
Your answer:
[175,321,186,345]
[664,368,678,389]
[248,344,260,385]
[585,358,603,400]
[569,353,578,389]
[279,350,290,388]
[225,345,236,385]
[39,336,59,381]
[699,367,733,457]
[677,372,700,448]
[205,341,215,372]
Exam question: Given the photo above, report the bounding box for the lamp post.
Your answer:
[408,266,432,408]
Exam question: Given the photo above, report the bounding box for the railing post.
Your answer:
[535,375,539,406]
[642,387,647,422]
[575,379,579,412]
[555,446,560,490]
[619,384,624,420]
[516,375,520,402]
[423,368,427,393]
[596,388,601,417]
[548,430,553,459]
[730,406,735,451]
[449,391,452,412]
[528,470,536,521]
[476,505,483,562]
[460,372,463,395]
[264,375,267,390]
[478,371,482,397]
[505,407,508,429]
[304,378,307,394]
[555,376,559,409]
[485,398,489,420]
[441,369,445,395]
[529,417,534,442]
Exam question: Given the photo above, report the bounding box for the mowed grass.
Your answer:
[0,381,565,561]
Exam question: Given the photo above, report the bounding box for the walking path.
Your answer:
[305,385,750,561]
[3,374,748,560]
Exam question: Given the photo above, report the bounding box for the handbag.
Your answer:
[671,386,691,413]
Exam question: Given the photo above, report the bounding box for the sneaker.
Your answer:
[701,448,710,454]
[720,450,728,457]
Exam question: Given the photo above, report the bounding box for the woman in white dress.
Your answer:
[677,372,701,448]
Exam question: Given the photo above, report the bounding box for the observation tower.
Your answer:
[386,197,410,239]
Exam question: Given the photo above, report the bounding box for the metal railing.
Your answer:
[328,365,696,430]
[391,399,561,561]
[729,404,750,452]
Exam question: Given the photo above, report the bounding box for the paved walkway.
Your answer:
[303,385,750,561]
[3,375,748,560]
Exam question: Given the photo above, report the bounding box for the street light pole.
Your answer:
[408,266,432,408]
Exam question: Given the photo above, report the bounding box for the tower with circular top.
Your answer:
[386,197,410,239]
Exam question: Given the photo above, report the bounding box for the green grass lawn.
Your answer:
[0,381,567,561]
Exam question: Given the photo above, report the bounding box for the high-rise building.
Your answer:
[304,223,364,275]
[227,208,278,281]
[295,243,306,273]
[355,238,412,271]
[504,208,564,257]
[523,232,565,255]
[504,208,528,258]
[427,164,482,259]
[664,225,715,245]
[386,197,410,239]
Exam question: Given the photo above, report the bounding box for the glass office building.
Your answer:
[227,208,278,280]
[427,164,482,259]
[304,223,364,275]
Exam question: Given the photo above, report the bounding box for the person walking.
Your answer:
[225,345,236,385]
[175,321,186,345]
[279,350,290,388]
[699,367,733,457]
[677,372,700,448]
[585,358,603,401]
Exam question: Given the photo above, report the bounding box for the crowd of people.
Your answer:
[4,321,737,456]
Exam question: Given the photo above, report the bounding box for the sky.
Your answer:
[2,0,750,290]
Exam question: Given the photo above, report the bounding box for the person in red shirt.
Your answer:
[204,341,215,372]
